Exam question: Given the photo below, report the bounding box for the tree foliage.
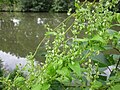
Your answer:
[0,0,75,12]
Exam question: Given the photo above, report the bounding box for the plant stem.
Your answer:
[113,47,120,70]
[33,36,46,58]
[33,13,75,58]
[115,57,120,70]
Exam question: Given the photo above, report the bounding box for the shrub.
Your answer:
[0,0,120,90]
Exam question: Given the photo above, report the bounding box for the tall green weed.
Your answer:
[0,0,120,90]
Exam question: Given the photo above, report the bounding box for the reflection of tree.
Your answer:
[0,12,67,60]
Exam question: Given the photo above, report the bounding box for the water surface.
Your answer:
[0,12,68,70]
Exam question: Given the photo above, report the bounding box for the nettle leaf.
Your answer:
[91,35,105,43]
[91,80,102,89]
[74,38,89,42]
[32,84,42,90]
[113,54,120,61]
[42,83,50,90]
[56,76,70,86]
[104,45,113,50]
[107,29,116,39]
[15,77,25,84]
[32,83,50,90]
[14,77,25,87]
[109,84,120,90]
[56,67,70,77]
[117,13,120,23]
[109,72,120,84]
[45,32,57,36]
[91,53,110,67]
[46,63,56,75]
[68,62,83,77]
[112,24,120,27]
[106,55,115,65]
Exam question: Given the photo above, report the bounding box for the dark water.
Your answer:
[0,12,68,70]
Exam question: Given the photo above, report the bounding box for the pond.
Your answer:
[0,12,119,71]
[0,12,68,71]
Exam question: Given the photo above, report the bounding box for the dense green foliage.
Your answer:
[0,0,120,90]
[0,0,74,12]
[0,0,120,12]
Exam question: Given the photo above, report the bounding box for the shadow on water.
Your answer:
[0,12,68,70]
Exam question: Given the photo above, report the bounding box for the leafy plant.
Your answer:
[0,0,120,90]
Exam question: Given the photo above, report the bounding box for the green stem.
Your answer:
[33,13,75,58]
[33,36,46,58]
[54,13,75,31]
[115,57,120,70]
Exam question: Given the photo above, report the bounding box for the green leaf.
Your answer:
[68,62,81,77]
[75,3,80,9]
[117,13,120,23]
[109,71,120,82]
[42,83,50,90]
[112,24,120,26]
[107,29,116,35]
[79,8,89,12]
[32,84,42,90]
[45,32,57,36]
[74,38,89,42]
[46,64,56,76]
[56,67,70,77]
[32,83,50,90]
[110,84,120,90]
[91,35,104,43]
[104,45,113,50]
[14,77,25,87]
[113,54,120,61]
[56,76,70,86]
[91,80,102,89]
[15,77,25,83]
[91,53,110,67]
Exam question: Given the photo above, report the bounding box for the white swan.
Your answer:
[11,18,21,26]
[37,18,44,24]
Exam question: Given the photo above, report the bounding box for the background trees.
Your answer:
[0,0,74,12]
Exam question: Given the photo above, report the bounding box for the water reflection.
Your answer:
[0,50,27,71]
[0,12,67,70]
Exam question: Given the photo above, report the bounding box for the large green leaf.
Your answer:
[117,13,120,23]
[15,77,25,82]
[91,53,110,67]
[56,67,70,77]
[32,83,50,90]
[42,83,50,90]
[14,77,25,87]
[91,35,105,43]
[68,62,82,77]
[46,63,56,76]
[91,80,102,89]
[108,84,120,90]
[32,84,42,90]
